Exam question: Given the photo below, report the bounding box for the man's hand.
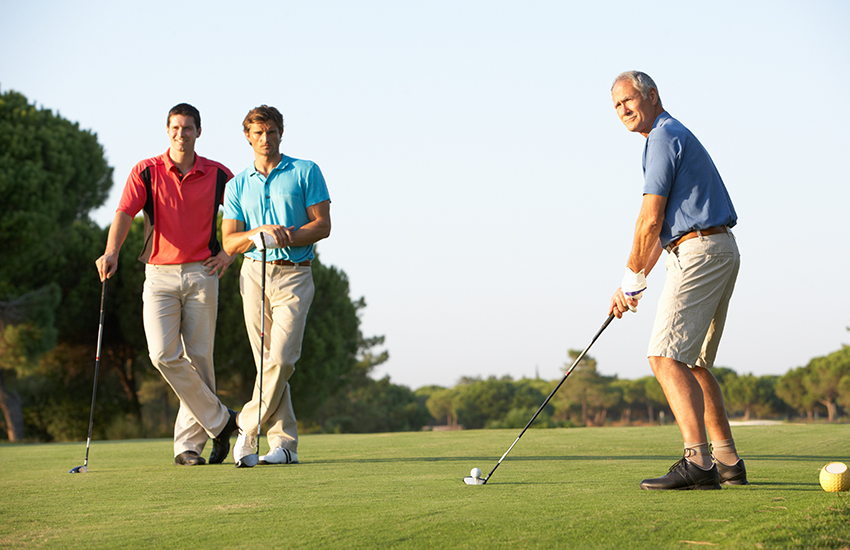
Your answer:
[249,232,281,250]
[95,253,118,282]
[608,288,633,319]
[264,225,295,248]
[202,250,235,279]
[621,267,647,312]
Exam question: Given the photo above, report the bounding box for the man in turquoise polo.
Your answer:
[222,104,331,465]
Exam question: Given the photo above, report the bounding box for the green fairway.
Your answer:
[2,424,849,549]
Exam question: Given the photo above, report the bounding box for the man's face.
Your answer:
[245,122,281,157]
[611,80,659,136]
[167,114,200,154]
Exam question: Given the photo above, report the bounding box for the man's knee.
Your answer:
[649,355,687,374]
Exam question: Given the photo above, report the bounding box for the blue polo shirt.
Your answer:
[643,112,737,248]
[223,154,330,263]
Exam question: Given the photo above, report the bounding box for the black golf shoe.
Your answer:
[209,409,238,464]
[175,451,206,466]
[715,458,748,485]
[639,456,721,490]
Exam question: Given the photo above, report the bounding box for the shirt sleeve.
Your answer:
[116,162,148,217]
[304,163,331,208]
[222,176,245,222]
[642,132,681,198]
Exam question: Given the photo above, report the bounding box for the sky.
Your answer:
[2,0,849,391]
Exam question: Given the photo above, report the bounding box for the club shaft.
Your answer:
[83,280,108,467]
[257,240,267,454]
[484,313,615,483]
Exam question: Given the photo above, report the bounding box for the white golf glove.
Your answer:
[250,232,280,251]
[621,268,647,312]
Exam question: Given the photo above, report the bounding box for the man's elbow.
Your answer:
[319,221,331,241]
[222,237,238,256]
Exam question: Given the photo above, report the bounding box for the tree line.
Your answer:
[2,89,848,443]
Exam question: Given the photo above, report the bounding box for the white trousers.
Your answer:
[239,259,314,452]
[143,262,229,456]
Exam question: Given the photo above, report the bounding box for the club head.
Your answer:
[69,465,87,474]
[463,476,486,485]
[236,454,259,468]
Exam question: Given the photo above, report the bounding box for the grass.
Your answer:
[1,424,849,549]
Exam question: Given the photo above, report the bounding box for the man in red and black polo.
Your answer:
[96,103,238,466]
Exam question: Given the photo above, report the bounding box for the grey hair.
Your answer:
[612,71,663,108]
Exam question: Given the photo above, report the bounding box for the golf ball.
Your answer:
[471,467,482,479]
[819,462,850,492]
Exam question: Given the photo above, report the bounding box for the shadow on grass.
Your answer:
[307,453,842,465]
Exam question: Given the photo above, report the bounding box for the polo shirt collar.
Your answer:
[162,149,207,176]
[651,111,671,131]
[250,154,292,178]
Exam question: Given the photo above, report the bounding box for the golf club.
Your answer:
[69,279,108,474]
[463,313,615,485]
[236,234,267,468]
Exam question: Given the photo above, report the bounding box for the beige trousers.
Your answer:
[239,259,314,452]
[143,262,230,456]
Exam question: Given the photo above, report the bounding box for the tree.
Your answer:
[0,89,113,440]
[803,347,850,422]
[612,378,643,425]
[0,285,61,440]
[0,90,112,297]
[452,376,522,429]
[424,387,456,427]
[637,376,669,424]
[311,376,430,434]
[776,367,821,421]
[721,371,781,421]
[554,352,619,426]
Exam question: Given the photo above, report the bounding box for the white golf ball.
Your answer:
[471,467,482,479]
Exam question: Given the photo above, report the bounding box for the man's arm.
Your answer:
[609,193,666,318]
[95,211,134,282]
[221,200,331,255]
[627,193,666,275]
[289,200,331,247]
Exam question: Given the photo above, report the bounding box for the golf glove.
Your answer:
[621,268,647,312]
[250,232,280,251]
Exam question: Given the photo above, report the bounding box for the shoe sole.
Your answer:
[640,483,721,490]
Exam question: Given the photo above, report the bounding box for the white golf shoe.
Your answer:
[259,446,298,465]
[233,430,258,464]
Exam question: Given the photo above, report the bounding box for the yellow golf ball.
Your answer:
[819,462,850,492]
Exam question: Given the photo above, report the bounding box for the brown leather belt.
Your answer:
[253,258,311,267]
[667,226,728,251]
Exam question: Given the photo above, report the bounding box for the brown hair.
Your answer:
[242,105,284,134]
[167,103,201,129]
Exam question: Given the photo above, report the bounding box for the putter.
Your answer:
[236,234,267,468]
[70,279,108,474]
[463,313,615,485]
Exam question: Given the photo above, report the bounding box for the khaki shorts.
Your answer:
[648,231,740,368]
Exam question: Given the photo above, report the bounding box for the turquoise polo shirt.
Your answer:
[642,112,737,248]
[223,154,330,263]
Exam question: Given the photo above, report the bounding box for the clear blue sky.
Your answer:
[2,0,848,390]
